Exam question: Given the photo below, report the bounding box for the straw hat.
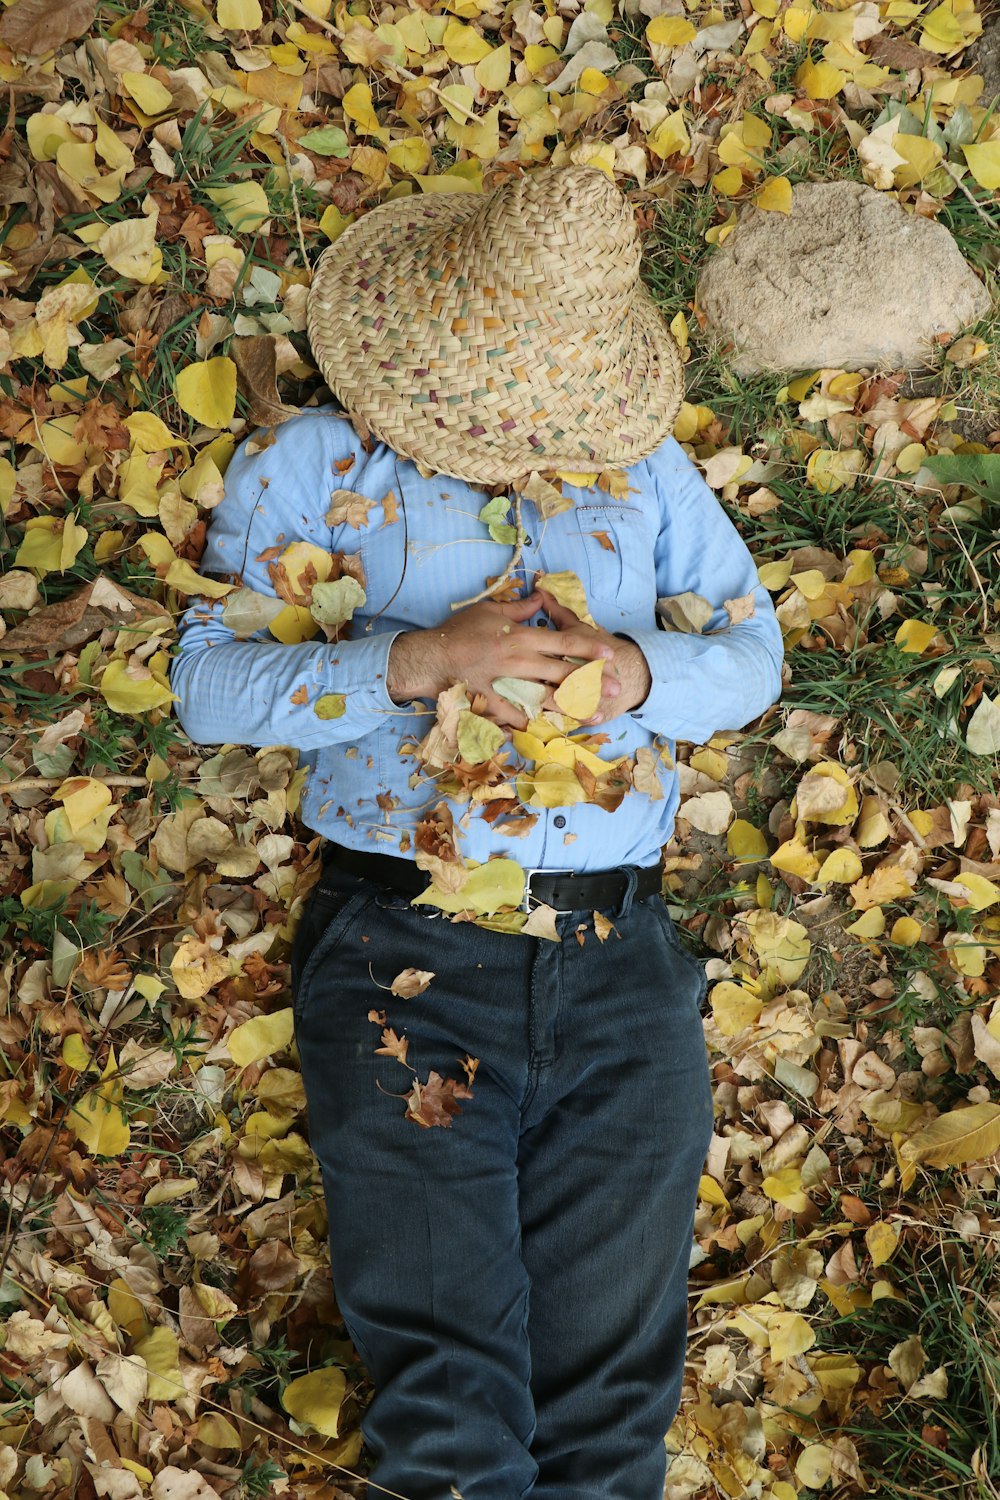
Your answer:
[306,165,684,489]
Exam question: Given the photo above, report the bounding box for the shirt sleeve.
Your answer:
[624,439,784,742]
[169,410,404,751]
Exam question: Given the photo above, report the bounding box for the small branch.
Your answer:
[450,495,524,611]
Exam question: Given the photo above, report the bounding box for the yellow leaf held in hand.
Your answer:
[553,658,604,720]
[175,357,237,429]
[534,570,596,626]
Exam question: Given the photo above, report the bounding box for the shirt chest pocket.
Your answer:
[566,504,655,613]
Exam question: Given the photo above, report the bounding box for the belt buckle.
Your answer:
[522,867,575,916]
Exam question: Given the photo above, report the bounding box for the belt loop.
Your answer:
[612,866,639,922]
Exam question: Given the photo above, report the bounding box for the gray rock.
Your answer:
[696,181,991,375]
[968,18,1000,104]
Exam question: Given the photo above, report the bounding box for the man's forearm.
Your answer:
[386,630,446,704]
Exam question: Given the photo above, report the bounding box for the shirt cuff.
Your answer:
[326,629,405,729]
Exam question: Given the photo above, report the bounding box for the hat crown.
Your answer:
[466,165,640,316]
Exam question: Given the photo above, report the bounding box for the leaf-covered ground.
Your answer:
[2,0,1000,1497]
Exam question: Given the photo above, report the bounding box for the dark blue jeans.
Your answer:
[290,864,714,1500]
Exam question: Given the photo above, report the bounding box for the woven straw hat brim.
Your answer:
[306,186,684,489]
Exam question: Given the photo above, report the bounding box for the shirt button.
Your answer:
[523,535,532,546]
[553,815,566,829]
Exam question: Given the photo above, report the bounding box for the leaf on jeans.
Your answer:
[412,857,524,914]
[390,968,434,998]
[374,1027,410,1066]
[522,902,560,940]
[593,911,618,942]
[404,1070,474,1128]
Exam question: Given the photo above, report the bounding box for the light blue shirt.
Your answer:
[170,404,783,872]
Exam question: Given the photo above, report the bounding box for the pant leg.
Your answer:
[517,896,715,1500]
[292,876,541,1500]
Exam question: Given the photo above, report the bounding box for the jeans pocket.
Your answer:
[649,898,708,1008]
[291,878,374,1023]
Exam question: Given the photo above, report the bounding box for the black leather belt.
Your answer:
[320,841,662,915]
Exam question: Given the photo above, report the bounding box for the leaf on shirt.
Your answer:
[478,496,517,545]
[314,693,347,720]
[656,591,715,634]
[725,591,757,624]
[632,746,665,801]
[521,471,573,518]
[533,570,597,627]
[382,490,399,524]
[310,577,366,627]
[492,676,547,721]
[553,658,603,720]
[221,587,286,637]
[326,488,375,528]
[591,530,616,553]
[457,709,506,765]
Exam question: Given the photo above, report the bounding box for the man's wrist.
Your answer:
[387,630,442,704]
[613,633,653,712]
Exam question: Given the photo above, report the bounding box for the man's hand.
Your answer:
[535,587,651,725]
[386,592,622,729]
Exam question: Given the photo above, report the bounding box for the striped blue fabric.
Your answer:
[170,404,784,872]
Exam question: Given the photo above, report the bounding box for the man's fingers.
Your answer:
[533,629,614,662]
[498,591,542,622]
[535,587,584,632]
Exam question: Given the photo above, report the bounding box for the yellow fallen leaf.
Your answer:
[205,181,271,233]
[646,110,691,160]
[133,1327,183,1403]
[814,847,863,885]
[121,70,174,115]
[919,0,968,50]
[712,165,743,196]
[745,910,811,986]
[319,204,355,241]
[99,657,178,714]
[646,15,697,45]
[175,357,237,429]
[475,39,511,91]
[710,980,764,1035]
[890,915,922,945]
[218,0,263,27]
[443,17,493,63]
[796,1443,833,1488]
[281,1367,347,1438]
[54,776,112,832]
[99,213,163,284]
[768,1309,816,1360]
[795,56,846,98]
[895,618,939,654]
[954,873,1000,911]
[963,141,1000,189]
[762,1166,810,1212]
[698,1174,728,1206]
[13,514,89,575]
[62,1034,91,1071]
[754,174,793,212]
[901,1101,1000,1167]
[770,836,821,881]
[342,80,386,136]
[553,658,603,720]
[865,1220,899,1267]
[67,1047,130,1157]
[806,447,865,492]
[727,819,769,860]
[228,1008,296,1067]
